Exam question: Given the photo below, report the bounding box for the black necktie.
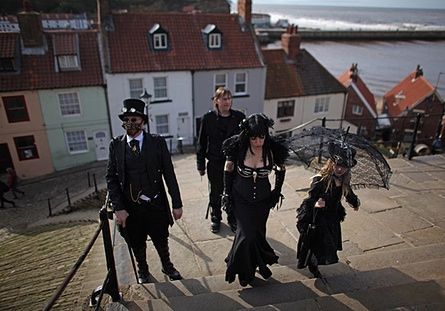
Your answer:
[130,139,140,156]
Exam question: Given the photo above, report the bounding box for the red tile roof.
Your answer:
[384,71,435,117]
[262,49,304,99]
[108,12,263,73]
[262,46,345,99]
[339,68,377,115]
[0,32,17,58]
[53,33,78,55]
[0,30,104,92]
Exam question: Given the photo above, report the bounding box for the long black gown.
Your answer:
[296,176,359,268]
[225,152,278,284]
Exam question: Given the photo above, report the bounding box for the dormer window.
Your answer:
[53,33,80,71]
[148,24,169,51]
[202,24,222,50]
[0,33,19,72]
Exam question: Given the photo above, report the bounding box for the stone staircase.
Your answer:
[104,243,445,310]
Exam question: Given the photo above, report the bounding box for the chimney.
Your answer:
[350,63,358,82]
[17,1,44,48]
[414,64,423,79]
[238,0,252,25]
[281,25,301,60]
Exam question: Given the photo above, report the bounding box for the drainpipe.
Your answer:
[340,91,348,129]
[191,70,196,147]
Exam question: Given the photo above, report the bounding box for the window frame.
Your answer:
[129,78,144,99]
[64,130,89,154]
[155,114,169,134]
[14,135,39,161]
[352,104,363,116]
[314,97,330,114]
[58,92,81,117]
[153,77,168,99]
[2,95,30,123]
[277,100,295,118]
[214,73,227,91]
[153,33,168,50]
[234,72,248,95]
[57,54,80,71]
[208,33,221,48]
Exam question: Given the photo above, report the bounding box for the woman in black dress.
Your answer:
[221,113,288,286]
[296,142,360,278]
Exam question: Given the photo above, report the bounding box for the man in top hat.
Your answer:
[106,98,183,283]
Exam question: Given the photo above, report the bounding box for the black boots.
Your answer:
[154,241,183,281]
[308,264,322,278]
[210,215,221,233]
[227,214,237,233]
[133,247,150,283]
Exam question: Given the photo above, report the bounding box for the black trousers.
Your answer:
[120,200,172,267]
[207,159,225,221]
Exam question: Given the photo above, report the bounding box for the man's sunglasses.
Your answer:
[123,117,140,122]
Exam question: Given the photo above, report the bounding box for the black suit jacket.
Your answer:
[106,132,182,226]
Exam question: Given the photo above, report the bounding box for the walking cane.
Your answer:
[120,226,139,284]
[205,203,210,219]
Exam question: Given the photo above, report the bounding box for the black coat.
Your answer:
[196,109,245,171]
[106,132,182,226]
[296,176,359,267]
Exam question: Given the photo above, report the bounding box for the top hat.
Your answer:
[118,98,148,123]
[328,142,357,168]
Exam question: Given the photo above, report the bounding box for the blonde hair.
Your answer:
[319,159,352,197]
[212,87,232,110]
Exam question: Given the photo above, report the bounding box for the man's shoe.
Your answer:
[137,269,150,283]
[308,265,322,278]
[162,267,183,281]
[211,221,221,233]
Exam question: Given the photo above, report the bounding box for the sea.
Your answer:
[251,4,445,98]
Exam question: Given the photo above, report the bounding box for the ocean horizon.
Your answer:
[252,4,445,98]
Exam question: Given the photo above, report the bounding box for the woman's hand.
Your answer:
[314,198,325,209]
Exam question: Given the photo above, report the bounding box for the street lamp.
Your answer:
[139,88,152,132]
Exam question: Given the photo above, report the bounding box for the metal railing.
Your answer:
[43,204,121,310]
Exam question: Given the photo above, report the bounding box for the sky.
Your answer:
[252,0,445,10]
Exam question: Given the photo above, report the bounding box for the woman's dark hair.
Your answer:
[238,113,274,165]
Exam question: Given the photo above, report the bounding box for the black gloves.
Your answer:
[270,166,286,209]
[222,169,234,213]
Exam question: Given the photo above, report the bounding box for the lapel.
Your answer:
[142,132,156,172]
[118,135,127,173]
[227,110,240,136]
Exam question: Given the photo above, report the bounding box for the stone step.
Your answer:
[106,275,445,311]
[103,257,445,311]
[346,242,445,270]
[248,278,445,311]
[106,244,445,299]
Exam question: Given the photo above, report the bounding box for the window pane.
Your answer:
[155,115,169,134]
[2,96,30,123]
[154,33,167,49]
[14,135,39,160]
[58,93,80,116]
[235,72,247,94]
[65,130,88,153]
[214,74,226,91]
[277,100,295,118]
[154,77,167,98]
[129,78,143,99]
[209,33,221,48]
[58,55,79,70]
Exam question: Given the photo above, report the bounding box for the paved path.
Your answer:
[1,153,445,310]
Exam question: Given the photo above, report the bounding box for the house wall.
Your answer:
[391,94,443,147]
[0,91,54,178]
[106,71,194,147]
[264,92,346,135]
[193,67,266,136]
[344,87,376,138]
[39,86,110,171]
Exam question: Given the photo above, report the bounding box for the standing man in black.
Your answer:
[106,98,183,283]
[197,87,245,233]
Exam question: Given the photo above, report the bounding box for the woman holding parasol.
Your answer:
[296,141,361,278]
